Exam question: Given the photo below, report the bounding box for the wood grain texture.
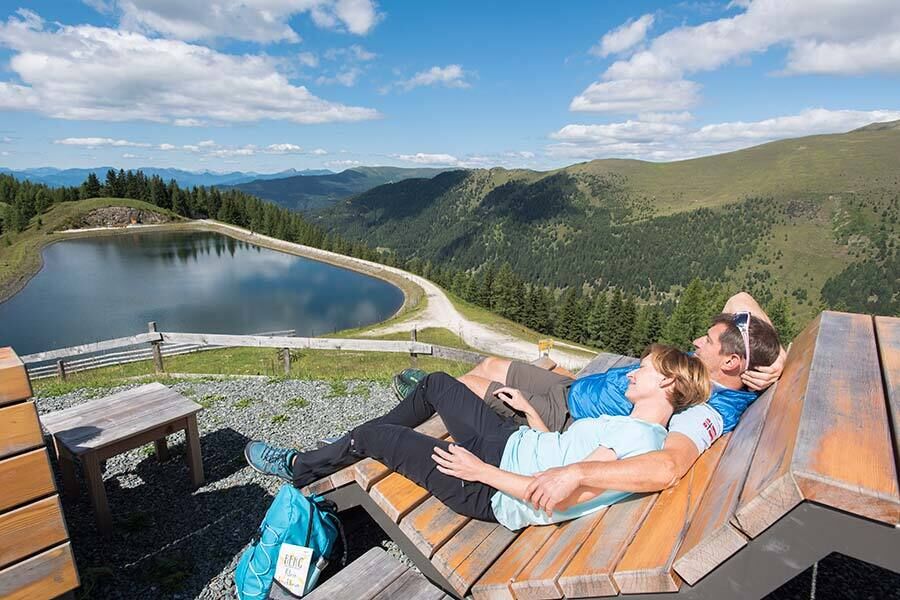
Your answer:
[447,523,518,596]
[0,542,78,600]
[304,547,407,600]
[371,567,447,600]
[0,496,68,569]
[433,520,504,593]
[556,493,657,598]
[399,496,470,559]
[0,347,32,406]
[510,510,607,600]
[0,449,56,512]
[612,436,728,594]
[472,524,556,600]
[20,332,159,363]
[160,332,433,354]
[875,315,900,525]
[673,386,776,585]
[734,314,822,538]
[0,401,43,459]
[371,472,429,523]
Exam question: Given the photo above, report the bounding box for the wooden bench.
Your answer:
[40,382,204,536]
[303,312,900,599]
[290,547,451,600]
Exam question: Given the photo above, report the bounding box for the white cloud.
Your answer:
[547,107,900,161]
[325,159,361,168]
[96,0,382,43]
[591,14,654,58]
[174,118,204,127]
[158,143,176,150]
[312,148,328,155]
[316,67,362,86]
[297,52,319,68]
[54,137,151,147]
[638,111,694,123]
[0,11,380,125]
[396,65,470,91]
[198,140,217,147]
[121,152,140,158]
[210,145,257,157]
[325,44,376,61]
[394,152,459,165]
[576,0,900,115]
[265,143,304,153]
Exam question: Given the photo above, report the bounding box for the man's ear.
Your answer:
[721,353,742,374]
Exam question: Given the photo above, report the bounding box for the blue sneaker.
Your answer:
[244,441,298,482]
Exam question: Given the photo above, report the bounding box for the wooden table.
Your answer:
[40,382,203,535]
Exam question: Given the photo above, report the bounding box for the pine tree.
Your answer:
[609,294,636,354]
[477,263,496,308]
[662,278,708,350]
[586,291,607,346]
[81,172,101,199]
[602,289,624,351]
[766,296,797,342]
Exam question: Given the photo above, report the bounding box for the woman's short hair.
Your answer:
[642,344,711,411]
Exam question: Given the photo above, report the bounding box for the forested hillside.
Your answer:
[319,124,900,322]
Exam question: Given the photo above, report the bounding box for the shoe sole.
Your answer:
[244,444,294,483]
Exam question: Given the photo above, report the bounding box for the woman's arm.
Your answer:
[495,387,549,432]
[432,445,535,500]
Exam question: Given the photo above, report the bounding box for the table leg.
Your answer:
[185,414,205,488]
[82,452,112,536]
[154,437,170,462]
[57,446,79,502]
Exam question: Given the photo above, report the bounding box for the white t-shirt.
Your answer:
[668,391,725,453]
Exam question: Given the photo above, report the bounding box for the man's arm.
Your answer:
[724,291,788,391]
[724,291,772,326]
[525,433,700,514]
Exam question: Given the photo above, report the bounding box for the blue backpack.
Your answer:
[235,484,345,599]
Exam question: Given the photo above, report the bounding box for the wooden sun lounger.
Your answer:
[304,311,900,599]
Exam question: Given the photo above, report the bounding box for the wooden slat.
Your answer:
[472,525,557,600]
[673,385,776,585]
[510,509,608,599]
[0,449,56,512]
[400,497,470,559]
[161,332,433,354]
[446,523,518,596]
[0,347,32,406]
[556,493,657,598]
[0,496,68,569]
[874,316,900,524]
[733,314,822,538]
[40,383,175,432]
[299,547,407,600]
[371,473,429,522]
[612,436,728,594]
[0,542,78,600]
[433,519,507,595]
[20,332,160,363]
[0,401,43,459]
[371,568,447,600]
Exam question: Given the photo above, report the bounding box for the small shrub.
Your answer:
[271,414,289,425]
[328,380,348,397]
[286,396,308,409]
[198,393,225,408]
[234,397,254,409]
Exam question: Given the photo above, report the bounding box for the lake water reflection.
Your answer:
[0,231,404,355]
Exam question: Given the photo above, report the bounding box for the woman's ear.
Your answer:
[658,375,675,390]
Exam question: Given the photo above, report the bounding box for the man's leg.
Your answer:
[463,356,513,386]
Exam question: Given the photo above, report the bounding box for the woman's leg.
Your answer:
[351,422,497,521]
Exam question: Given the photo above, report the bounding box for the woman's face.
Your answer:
[625,354,666,403]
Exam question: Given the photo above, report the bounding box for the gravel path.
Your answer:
[35,377,411,600]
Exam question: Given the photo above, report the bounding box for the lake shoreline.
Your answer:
[1,219,423,328]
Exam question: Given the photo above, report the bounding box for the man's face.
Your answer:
[693,323,730,372]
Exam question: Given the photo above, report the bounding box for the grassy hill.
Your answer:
[319,123,900,320]
[0,198,181,303]
[231,166,449,214]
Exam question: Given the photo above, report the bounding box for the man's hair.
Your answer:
[642,344,711,411]
[712,313,782,371]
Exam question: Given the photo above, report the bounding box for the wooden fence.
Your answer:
[20,323,486,380]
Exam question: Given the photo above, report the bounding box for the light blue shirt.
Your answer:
[490,415,667,530]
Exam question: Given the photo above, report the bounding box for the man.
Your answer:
[451,292,785,514]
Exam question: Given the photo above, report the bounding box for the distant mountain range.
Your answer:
[229,166,451,213]
[0,166,333,188]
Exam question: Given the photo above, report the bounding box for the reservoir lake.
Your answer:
[0,230,405,355]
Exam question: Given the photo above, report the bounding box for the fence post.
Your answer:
[410,328,418,368]
[283,348,291,375]
[148,321,165,373]
[56,360,67,381]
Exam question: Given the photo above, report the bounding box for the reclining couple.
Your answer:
[246,292,783,531]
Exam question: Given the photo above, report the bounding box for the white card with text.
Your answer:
[273,543,314,596]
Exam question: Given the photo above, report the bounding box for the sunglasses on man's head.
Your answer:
[732,311,751,372]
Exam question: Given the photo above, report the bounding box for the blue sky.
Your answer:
[0,0,899,173]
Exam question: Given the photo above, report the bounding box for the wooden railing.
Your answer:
[20,324,486,380]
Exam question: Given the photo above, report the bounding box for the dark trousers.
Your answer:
[292,372,519,521]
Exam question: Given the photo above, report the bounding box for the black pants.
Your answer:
[292,372,519,521]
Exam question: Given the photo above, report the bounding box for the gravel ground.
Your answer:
[35,377,900,600]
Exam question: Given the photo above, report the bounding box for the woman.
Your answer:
[245,344,710,530]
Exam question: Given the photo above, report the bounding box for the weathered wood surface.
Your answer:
[161,332,434,354]
[612,435,728,594]
[371,568,448,600]
[445,523,518,596]
[0,449,56,512]
[353,415,448,491]
[0,347,31,406]
[0,496,68,570]
[471,524,557,600]
[510,509,608,599]
[41,383,201,454]
[0,542,78,600]
[400,497,470,559]
[431,345,487,365]
[736,312,900,537]
[555,493,658,598]
[302,547,407,600]
[874,315,900,510]
[433,520,516,596]
[20,333,161,363]
[673,385,776,585]
[0,401,43,460]
[733,314,822,537]
[371,472,429,523]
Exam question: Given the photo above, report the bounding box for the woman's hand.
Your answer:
[495,387,532,413]
[432,444,488,482]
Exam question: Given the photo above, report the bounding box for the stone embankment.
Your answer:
[77,207,173,228]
